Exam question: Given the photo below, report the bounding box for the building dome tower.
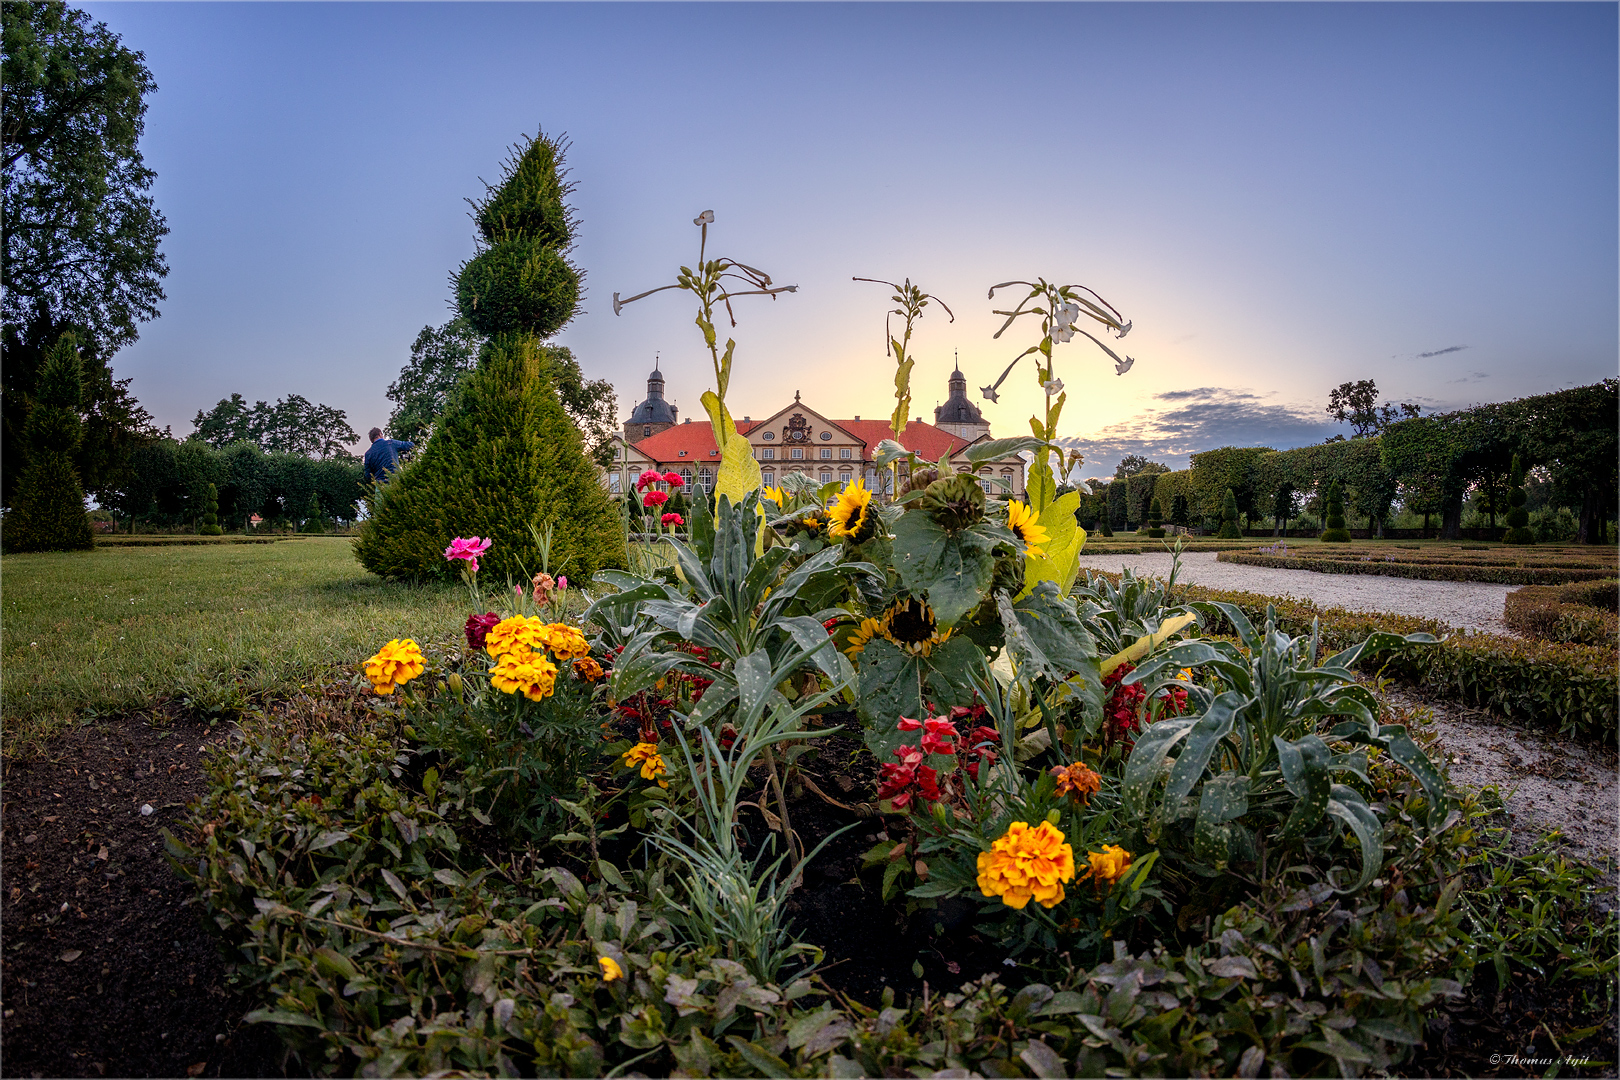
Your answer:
[934,354,991,440]
[624,359,679,441]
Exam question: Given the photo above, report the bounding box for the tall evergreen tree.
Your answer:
[354,131,625,581]
[1216,488,1242,539]
[4,331,93,550]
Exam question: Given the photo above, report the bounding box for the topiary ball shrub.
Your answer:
[199,483,224,535]
[455,239,580,339]
[1503,453,1536,545]
[1320,479,1351,543]
[1146,497,1165,538]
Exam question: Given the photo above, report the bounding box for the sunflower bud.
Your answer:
[919,473,985,531]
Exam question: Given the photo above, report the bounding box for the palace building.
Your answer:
[604,362,1026,501]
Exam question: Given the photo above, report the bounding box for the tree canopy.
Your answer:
[190,393,359,459]
[1326,379,1421,438]
[2,0,167,507]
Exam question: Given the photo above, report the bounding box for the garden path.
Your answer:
[1076,550,1516,633]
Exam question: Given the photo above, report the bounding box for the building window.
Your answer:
[820,447,832,460]
[839,469,853,484]
[820,470,832,483]
[698,467,714,494]
[762,430,775,440]
[791,447,804,460]
[981,478,994,493]
[680,467,694,488]
[840,447,852,459]
[643,426,652,437]
[760,447,775,460]
[820,431,832,441]
[761,469,775,486]
[608,471,622,494]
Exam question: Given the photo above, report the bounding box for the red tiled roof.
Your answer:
[629,418,970,465]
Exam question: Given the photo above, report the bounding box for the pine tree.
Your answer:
[1146,497,1165,538]
[1320,480,1351,542]
[199,483,223,535]
[354,129,625,581]
[4,333,94,552]
[1216,488,1242,539]
[1502,454,1536,545]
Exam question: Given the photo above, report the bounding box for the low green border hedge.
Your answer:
[1504,582,1619,647]
[1215,551,1613,586]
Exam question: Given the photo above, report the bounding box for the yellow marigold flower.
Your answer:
[1006,500,1049,559]
[364,639,425,695]
[844,616,885,658]
[1050,761,1102,805]
[976,820,1076,910]
[484,615,544,659]
[620,742,669,788]
[538,622,591,661]
[598,955,624,982]
[573,656,606,682]
[827,477,878,542]
[1080,844,1133,889]
[489,651,558,701]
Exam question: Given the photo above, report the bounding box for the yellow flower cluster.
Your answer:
[364,639,425,696]
[481,617,592,700]
[490,651,558,701]
[620,742,668,788]
[976,821,1076,910]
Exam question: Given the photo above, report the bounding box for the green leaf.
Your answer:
[1326,784,1385,893]
[891,510,997,627]
[963,436,1043,464]
[1122,716,1197,818]
[1162,692,1242,806]
[1276,734,1332,839]
[244,1009,327,1030]
[728,1036,791,1078]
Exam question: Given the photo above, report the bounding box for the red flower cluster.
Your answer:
[878,746,941,810]
[1103,663,1190,745]
[464,612,500,649]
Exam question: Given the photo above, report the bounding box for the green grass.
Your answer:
[2,538,475,753]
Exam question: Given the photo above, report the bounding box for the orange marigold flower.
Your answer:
[1050,761,1102,804]
[598,955,624,981]
[620,742,669,788]
[573,656,606,682]
[364,639,425,695]
[975,820,1076,910]
[489,650,558,701]
[1080,844,1133,889]
[484,615,544,659]
[538,622,591,661]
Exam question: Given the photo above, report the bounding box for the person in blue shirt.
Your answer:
[363,427,414,483]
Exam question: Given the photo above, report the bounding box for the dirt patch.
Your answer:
[1385,687,1619,893]
[0,712,291,1079]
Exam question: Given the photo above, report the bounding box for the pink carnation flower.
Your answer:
[444,536,492,572]
[661,512,685,526]
[643,490,669,508]
[635,469,663,491]
[663,471,685,488]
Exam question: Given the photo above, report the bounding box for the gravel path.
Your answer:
[1076,551,1516,634]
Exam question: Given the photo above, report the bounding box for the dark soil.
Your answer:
[772,720,1013,1007]
[1408,970,1619,1078]
[1,711,291,1079]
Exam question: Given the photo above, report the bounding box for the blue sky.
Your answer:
[83,2,1618,478]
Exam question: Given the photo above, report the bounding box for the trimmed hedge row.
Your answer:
[1215,551,1613,586]
[1504,581,1619,647]
[1084,573,1618,744]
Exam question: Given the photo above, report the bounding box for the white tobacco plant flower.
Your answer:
[1116,356,1135,376]
[1043,378,1065,395]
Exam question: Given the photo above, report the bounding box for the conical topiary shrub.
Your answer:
[354,131,625,581]
[300,491,324,534]
[4,332,94,552]
[1146,497,1165,538]
[1216,488,1242,539]
[1320,480,1351,542]
[1170,493,1189,529]
[199,483,224,535]
[1503,454,1536,545]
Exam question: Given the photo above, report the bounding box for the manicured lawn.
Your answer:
[2,538,471,753]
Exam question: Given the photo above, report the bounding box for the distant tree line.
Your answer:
[1077,380,1616,543]
[107,437,363,531]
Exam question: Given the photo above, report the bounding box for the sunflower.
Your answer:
[1006,500,1049,559]
[879,596,953,657]
[761,485,787,507]
[827,478,878,542]
[843,616,885,658]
